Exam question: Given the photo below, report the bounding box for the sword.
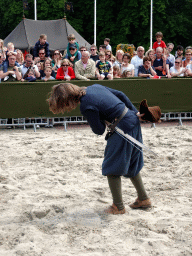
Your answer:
[114,126,158,156]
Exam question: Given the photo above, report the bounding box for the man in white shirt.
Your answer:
[21,54,40,78]
[131,46,145,77]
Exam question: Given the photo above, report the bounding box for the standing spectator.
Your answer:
[75,51,96,80]
[42,66,55,81]
[0,53,22,81]
[16,49,24,65]
[66,34,79,62]
[138,57,157,78]
[175,45,185,60]
[131,46,145,77]
[51,50,62,74]
[182,49,192,67]
[20,54,40,78]
[153,47,167,76]
[40,58,56,79]
[153,31,166,53]
[38,48,46,63]
[114,50,124,68]
[56,59,75,81]
[104,38,112,51]
[95,52,112,80]
[170,58,189,77]
[90,45,99,62]
[64,44,81,68]
[120,53,134,77]
[166,43,175,66]
[33,34,50,58]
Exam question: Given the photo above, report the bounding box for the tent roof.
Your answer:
[4,18,91,51]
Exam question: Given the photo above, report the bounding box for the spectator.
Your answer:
[64,44,81,67]
[153,31,166,53]
[104,38,112,51]
[38,48,46,63]
[114,50,124,68]
[145,49,155,66]
[131,46,145,77]
[0,39,6,59]
[51,50,62,73]
[23,68,36,82]
[133,51,137,57]
[99,45,106,52]
[95,51,113,80]
[0,53,22,81]
[113,65,121,78]
[138,57,157,78]
[120,53,134,77]
[0,52,3,68]
[121,70,132,78]
[16,49,24,65]
[20,54,40,78]
[163,49,173,78]
[56,59,75,81]
[170,58,189,77]
[33,34,50,58]
[75,51,96,80]
[182,49,192,67]
[40,58,56,79]
[175,45,185,60]
[167,43,175,66]
[153,47,167,76]
[79,46,87,53]
[42,66,55,81]
[105,50,113,71]
[3,42,19,73]
[109,55,116,66]
[90,45,99,62]
[66,34,79,63]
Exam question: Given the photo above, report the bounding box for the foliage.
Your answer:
[0,0,192,54]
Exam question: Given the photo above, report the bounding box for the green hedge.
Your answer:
[0,78,192,118]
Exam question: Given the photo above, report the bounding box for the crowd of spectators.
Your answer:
[1,32,192,82]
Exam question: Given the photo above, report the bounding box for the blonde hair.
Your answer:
[40,34,47,39]
[16,49,24,63]
[0,39,4,49]
[7,42,14,49]
[47,83,86,114]
[61,59,70,66]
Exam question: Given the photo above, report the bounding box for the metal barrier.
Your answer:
[0,113,191,131]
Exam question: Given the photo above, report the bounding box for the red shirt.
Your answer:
[153,41,166,51]
[56,66,75,80]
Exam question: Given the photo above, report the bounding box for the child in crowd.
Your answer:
[66,34,79,63]
[42,66,55,81]
[113,65,121,78]
[96,51,113,80]
[33,34,50,58]
[104,38,112,51]
[3,42,19,73]
[121,70,132,78]
[99,45,107,53]
[23,68,36,82]
[153,32,166,53]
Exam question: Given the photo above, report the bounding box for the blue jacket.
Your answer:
[33,41,50,57]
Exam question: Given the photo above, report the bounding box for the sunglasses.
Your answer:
[39,53,45,55]
[175,61,180,64]
[69,48,75,50]
[80,49,86,51]
[62,64,69,67]
[54,53,60,55]
[91,49,96,51]
[105,54,111,56]
[69,38,75,40]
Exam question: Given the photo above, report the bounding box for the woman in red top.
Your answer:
[56,59,75,80]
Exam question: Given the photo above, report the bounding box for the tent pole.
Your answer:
[150,0,153,49]
[34,0,37,20]
[94,0,96,45]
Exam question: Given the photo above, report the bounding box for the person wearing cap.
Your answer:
[64,44,81,67]
[47,83,161,214]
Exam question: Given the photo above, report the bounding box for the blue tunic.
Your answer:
[80,84,144,178]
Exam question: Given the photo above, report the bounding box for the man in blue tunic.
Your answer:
[48,83,154,214]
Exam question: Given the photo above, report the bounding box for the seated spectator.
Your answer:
[22,68,36,82]
[16,49,24,65]
[153,31,166,53]
[40,58,56,79]
[66,34,79,62]
[42,66,55,81]
[99,45,106,53]
[145,49,155,66]
[153,47,168,76]
[131,46,145,76]
[113,65,121,78]
[109,55,116,66]
[90,45,99,62]
[182,49,192,67]
[56,59,75,81]
[120,53,134,77]
[95,52,112,80]
[166,43,175,66]
[64,44,81,67]
[33,34,50,58]
[0,53,22,81]
[75,51,96,80]
[20,54,40,78]
[104,38,112,51]
[170,58,189,77]
[175,45,185,60]
[121,70,132,78]
[138,56,157,78]
[51,50,62,73]
[114,50,124,68]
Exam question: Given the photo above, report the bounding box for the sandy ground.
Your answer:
[0,124,192,256]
